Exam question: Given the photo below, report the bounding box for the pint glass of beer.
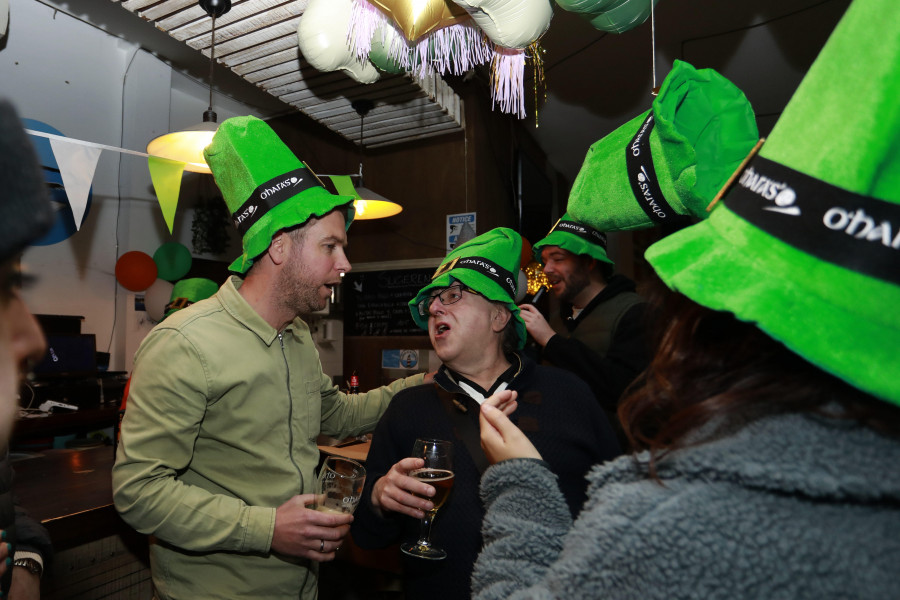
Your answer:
[313,455,367,515]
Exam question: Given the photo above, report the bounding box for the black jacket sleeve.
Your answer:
[13,502,53,564]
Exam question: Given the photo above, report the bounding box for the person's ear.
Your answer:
[267,232,288,266]
[491,306,512,333]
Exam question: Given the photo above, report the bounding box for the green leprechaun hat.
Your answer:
[409,227,527,349]
[164,277,219,318]
[568,60,758,232]
[645,0,900,405]
[203,116,355,273]
[533,212,614,266]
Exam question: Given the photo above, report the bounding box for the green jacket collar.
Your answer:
[220,275,305,346]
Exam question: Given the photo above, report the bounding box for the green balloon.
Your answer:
[153,242,193,282]
[369,37,406,75]
[555,0,625,14]
[586,0,661,34]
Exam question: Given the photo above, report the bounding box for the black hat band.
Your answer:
[231,168,322,236]
[725,154,900,286]
[432,256,517,300]
[625,112,692,225]
[552,219,608,249]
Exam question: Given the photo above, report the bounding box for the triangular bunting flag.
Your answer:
[329,175,361,198]
[49,137,102,230]
[147,156,186,234]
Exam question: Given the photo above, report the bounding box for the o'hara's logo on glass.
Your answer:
[233,205,257,228]
[738,166,799,215]
[259,176,304,201]
[824,207,900,249]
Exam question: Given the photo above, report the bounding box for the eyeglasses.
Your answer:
[416,284,477,317]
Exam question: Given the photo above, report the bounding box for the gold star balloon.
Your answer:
[367,0,471,42]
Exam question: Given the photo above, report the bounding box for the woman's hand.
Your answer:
[479,390,542,464]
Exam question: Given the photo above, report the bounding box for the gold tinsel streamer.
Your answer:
[527,42,547,128]
[523,260,550,295]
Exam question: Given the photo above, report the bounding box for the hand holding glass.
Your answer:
[401,438,454,560]
[313,456,366,515]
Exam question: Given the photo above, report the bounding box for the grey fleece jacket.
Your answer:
[473,411,900,599]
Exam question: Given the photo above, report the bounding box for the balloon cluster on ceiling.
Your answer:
[297,0,661,119]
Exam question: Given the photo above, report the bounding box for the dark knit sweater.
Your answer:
[351,353,621,600]
[0,448,52,595]
[544,274,649,410]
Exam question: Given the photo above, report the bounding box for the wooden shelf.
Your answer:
[13,405,119,444]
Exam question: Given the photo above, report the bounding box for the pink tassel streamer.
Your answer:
[390,21,492,80]
[349,0,382,61]
[491,47,526,119]
[346,0,527,119]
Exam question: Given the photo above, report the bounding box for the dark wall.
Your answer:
[267,77,551,265]
[267,76,565,389]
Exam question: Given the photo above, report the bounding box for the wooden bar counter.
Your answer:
[11,445,153,598]
[13,445,119,550]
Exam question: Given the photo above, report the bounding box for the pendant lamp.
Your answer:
[146,0,231,174]
[351,99,403,220]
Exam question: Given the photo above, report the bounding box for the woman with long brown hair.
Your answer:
[471,0,900,597]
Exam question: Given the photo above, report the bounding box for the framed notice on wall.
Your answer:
[342,268,433,336]
[447,212,476,252]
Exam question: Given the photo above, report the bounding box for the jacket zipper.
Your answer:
[279,332,303,492]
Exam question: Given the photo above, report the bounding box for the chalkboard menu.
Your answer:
[343,268,433,336]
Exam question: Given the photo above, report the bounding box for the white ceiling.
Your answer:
[111,0,465,148]
[74,0,849,183]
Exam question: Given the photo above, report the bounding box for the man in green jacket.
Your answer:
[112,116,426,599]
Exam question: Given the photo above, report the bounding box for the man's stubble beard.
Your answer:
[276,245,326,317]
[557,267,590,305]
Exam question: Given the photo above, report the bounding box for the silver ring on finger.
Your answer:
[319,539,325,553]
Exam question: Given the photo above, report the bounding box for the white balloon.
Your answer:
[298,0,381,84]
[451,0,553,49]
[144,279,174,323]
[515,270,528,303]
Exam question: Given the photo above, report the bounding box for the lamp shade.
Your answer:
[353,186,403,220]
[146,120,218,174]
[327,175,402,220]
